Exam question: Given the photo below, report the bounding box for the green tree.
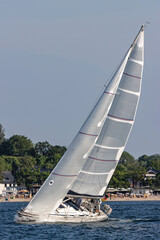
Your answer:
[109,151,136,188]
[109,164,130,188]
[0,156,8,173]
[0,135,34,156]
[154,174,160,188]
[138,154,160,170]
[120,151,135,167]
[34,142,66,170]
[35,141,52,156]
[128,164,146,187]
[12,156,37,189]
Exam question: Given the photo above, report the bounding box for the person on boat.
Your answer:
[75,197,82,208]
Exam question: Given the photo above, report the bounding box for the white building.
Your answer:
[0,171,17,196]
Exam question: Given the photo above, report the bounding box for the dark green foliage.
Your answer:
[110,163,130,188]
[35,141,52,156]
[0,135,34,156]
[128,164,146,188]
[120,151,135,166]
[155,174,160,188]
[0,156,11,173]
[0,128,67,189]
[138,154,160,170]
[109,152,160,189]
[0,125,159,190]
[34,141,67,174]
[12,156,37,188]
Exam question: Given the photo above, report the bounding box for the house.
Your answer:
[145,167,160,179]
[0,171,17,196]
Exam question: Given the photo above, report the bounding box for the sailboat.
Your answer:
[16,25,144,223]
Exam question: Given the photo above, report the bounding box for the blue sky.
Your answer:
[0,1,159,158]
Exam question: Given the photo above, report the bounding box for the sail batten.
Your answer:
[118,87,140,96]
[108,114,134,122]
[129,58,143,65]
[81,170,109,175]
[95,144,124,150]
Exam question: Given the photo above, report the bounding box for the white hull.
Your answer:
[16,210,108,223]
[15,200,111,223]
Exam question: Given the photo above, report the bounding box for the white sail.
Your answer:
[24,25,145,215]
[25,35,132,215]
[68,26,144,198]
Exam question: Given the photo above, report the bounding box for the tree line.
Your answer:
[109,151,160,189]
[0,124,160,190]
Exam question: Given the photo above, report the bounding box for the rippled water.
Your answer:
[0,201,159,239]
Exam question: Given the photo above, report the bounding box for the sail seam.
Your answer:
[108,114,134,123]
[123,72,141,79]
[79,132,98,137]
[52,173,77,177]
[88,156,118,162]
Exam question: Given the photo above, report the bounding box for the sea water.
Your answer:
[0,201,159,240]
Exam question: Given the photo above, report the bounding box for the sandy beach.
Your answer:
[0,197,31,203]
[106,195,160,201]
[0,195,160,203]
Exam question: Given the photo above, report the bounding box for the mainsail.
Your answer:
[25,25,144,214]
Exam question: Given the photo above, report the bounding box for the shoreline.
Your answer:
[0,198,30,203]
[0,195,160,203]
[106,195,160,201]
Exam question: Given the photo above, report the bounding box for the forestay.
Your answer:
[68,26,144,198]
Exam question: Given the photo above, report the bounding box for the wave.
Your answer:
[108,218,160,223]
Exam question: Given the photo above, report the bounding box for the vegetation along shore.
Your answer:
[0,124,160,198]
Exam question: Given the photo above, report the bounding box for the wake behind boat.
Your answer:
[16,25,144,223]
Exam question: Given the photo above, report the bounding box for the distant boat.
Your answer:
[16,25,144,223]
